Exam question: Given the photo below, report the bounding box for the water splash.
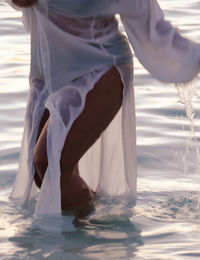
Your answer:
[175,83,198,133]
[136,191,200,223]
[175,82,200,175]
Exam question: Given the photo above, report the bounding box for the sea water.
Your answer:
[1,1,200,259]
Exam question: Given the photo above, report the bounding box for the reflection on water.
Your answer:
[1,0,200,259]
[2,194,200,259]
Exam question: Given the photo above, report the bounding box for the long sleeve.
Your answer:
[119,0,200,83]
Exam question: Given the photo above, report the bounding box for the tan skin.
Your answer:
[12,0,36,8]
[13,0,124,212]
[33,67,124,211]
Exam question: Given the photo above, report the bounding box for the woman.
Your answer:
[7,0,200,216]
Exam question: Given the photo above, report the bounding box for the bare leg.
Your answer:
[34,109,49,188]
[33,66,124,210]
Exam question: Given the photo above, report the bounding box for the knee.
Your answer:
[33,148,48,179]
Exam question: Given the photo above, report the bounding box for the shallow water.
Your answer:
[1,1,200,259]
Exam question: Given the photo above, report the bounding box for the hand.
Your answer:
[12,0,37,8]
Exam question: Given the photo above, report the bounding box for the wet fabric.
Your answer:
[6,0,200,216]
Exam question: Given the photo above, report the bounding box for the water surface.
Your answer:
[1,1,200,259]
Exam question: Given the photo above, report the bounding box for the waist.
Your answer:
[48,12,119,40]
[47,11,132,64]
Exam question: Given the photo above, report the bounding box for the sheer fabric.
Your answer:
[6,0,200,216]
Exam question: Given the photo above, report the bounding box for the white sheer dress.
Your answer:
[6,0,200,216]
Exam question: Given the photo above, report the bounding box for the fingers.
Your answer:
[12,0,37,8]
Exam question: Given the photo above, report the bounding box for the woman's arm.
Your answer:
[12,0,37,8]
[119,0,200,84]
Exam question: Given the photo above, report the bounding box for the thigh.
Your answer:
[37,109,50,139]
[33,109,49,186]
[34,66,124,179]
[60,66,124,172]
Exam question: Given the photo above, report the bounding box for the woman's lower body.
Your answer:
[10,63,137,216]
[33,66,124,211]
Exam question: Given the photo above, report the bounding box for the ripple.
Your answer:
[2,1,200,259]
